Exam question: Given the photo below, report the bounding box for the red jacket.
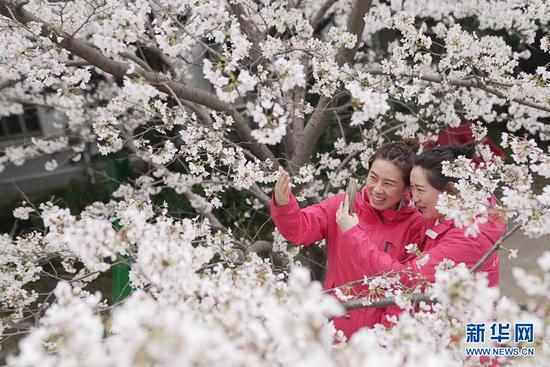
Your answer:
[342,215,505,326]
[270,187,425,338]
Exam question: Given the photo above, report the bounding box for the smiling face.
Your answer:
[410,166,444,219]
[365,159,409,211]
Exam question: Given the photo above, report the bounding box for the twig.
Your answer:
[470,222,522,273]
[365,66,550,113]
[343,293,434,310]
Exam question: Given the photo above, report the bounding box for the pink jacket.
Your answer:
[342,215,505,326]
[270,187,425,339]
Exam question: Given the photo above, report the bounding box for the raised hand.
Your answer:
[336,193,359,233]
[274,169,292,206]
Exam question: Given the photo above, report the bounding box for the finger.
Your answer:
[276,172,286,186]
[275,182,283,196]
[275,176,283,190]
[277,173,289,190]
[283,175,290,187]
[279,172,288,184]
[283,184,291,197]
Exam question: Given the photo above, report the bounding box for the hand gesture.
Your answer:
[274,169,292,206]
[336,193,359,233]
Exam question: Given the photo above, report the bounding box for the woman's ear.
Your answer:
[445,182,458,194]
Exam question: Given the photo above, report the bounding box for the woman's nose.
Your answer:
[373,183,384,193]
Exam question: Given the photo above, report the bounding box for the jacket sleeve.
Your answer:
[344,228,489,286]
[339,225,376,252]
[340,214,426,263]
[270,191,340,245]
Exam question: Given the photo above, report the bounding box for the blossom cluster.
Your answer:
[2,198,548,366]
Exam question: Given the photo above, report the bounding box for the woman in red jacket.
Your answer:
[337,143,506,326]
[271,140,425,339]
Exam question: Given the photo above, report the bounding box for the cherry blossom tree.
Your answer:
[0,0,549,365]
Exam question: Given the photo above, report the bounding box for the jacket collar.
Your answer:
[424,217,454,239]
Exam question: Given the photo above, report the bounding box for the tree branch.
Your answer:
[144,44,177,77]
[0,1,278,165]
[281,116,297,160]
[291,0,372,172]
[65,60,92,67]
[228,2,263,63]
[343,293,434,311]
[292,83,306,138]
[311,0,338,31]
[470,222,522,273]
[120,51,153,72]
[336,0,372,65]
[365,66,550,114]
[290,96,334,172]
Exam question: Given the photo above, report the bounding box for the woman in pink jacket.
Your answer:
[271,140,425,339]
[337,143,506,326]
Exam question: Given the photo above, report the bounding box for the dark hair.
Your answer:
[415,142,477,191]
[368,139,420,186]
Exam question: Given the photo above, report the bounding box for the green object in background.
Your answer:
[104,153,130,196]
[112,254,132,304]
[104,155,133,304]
